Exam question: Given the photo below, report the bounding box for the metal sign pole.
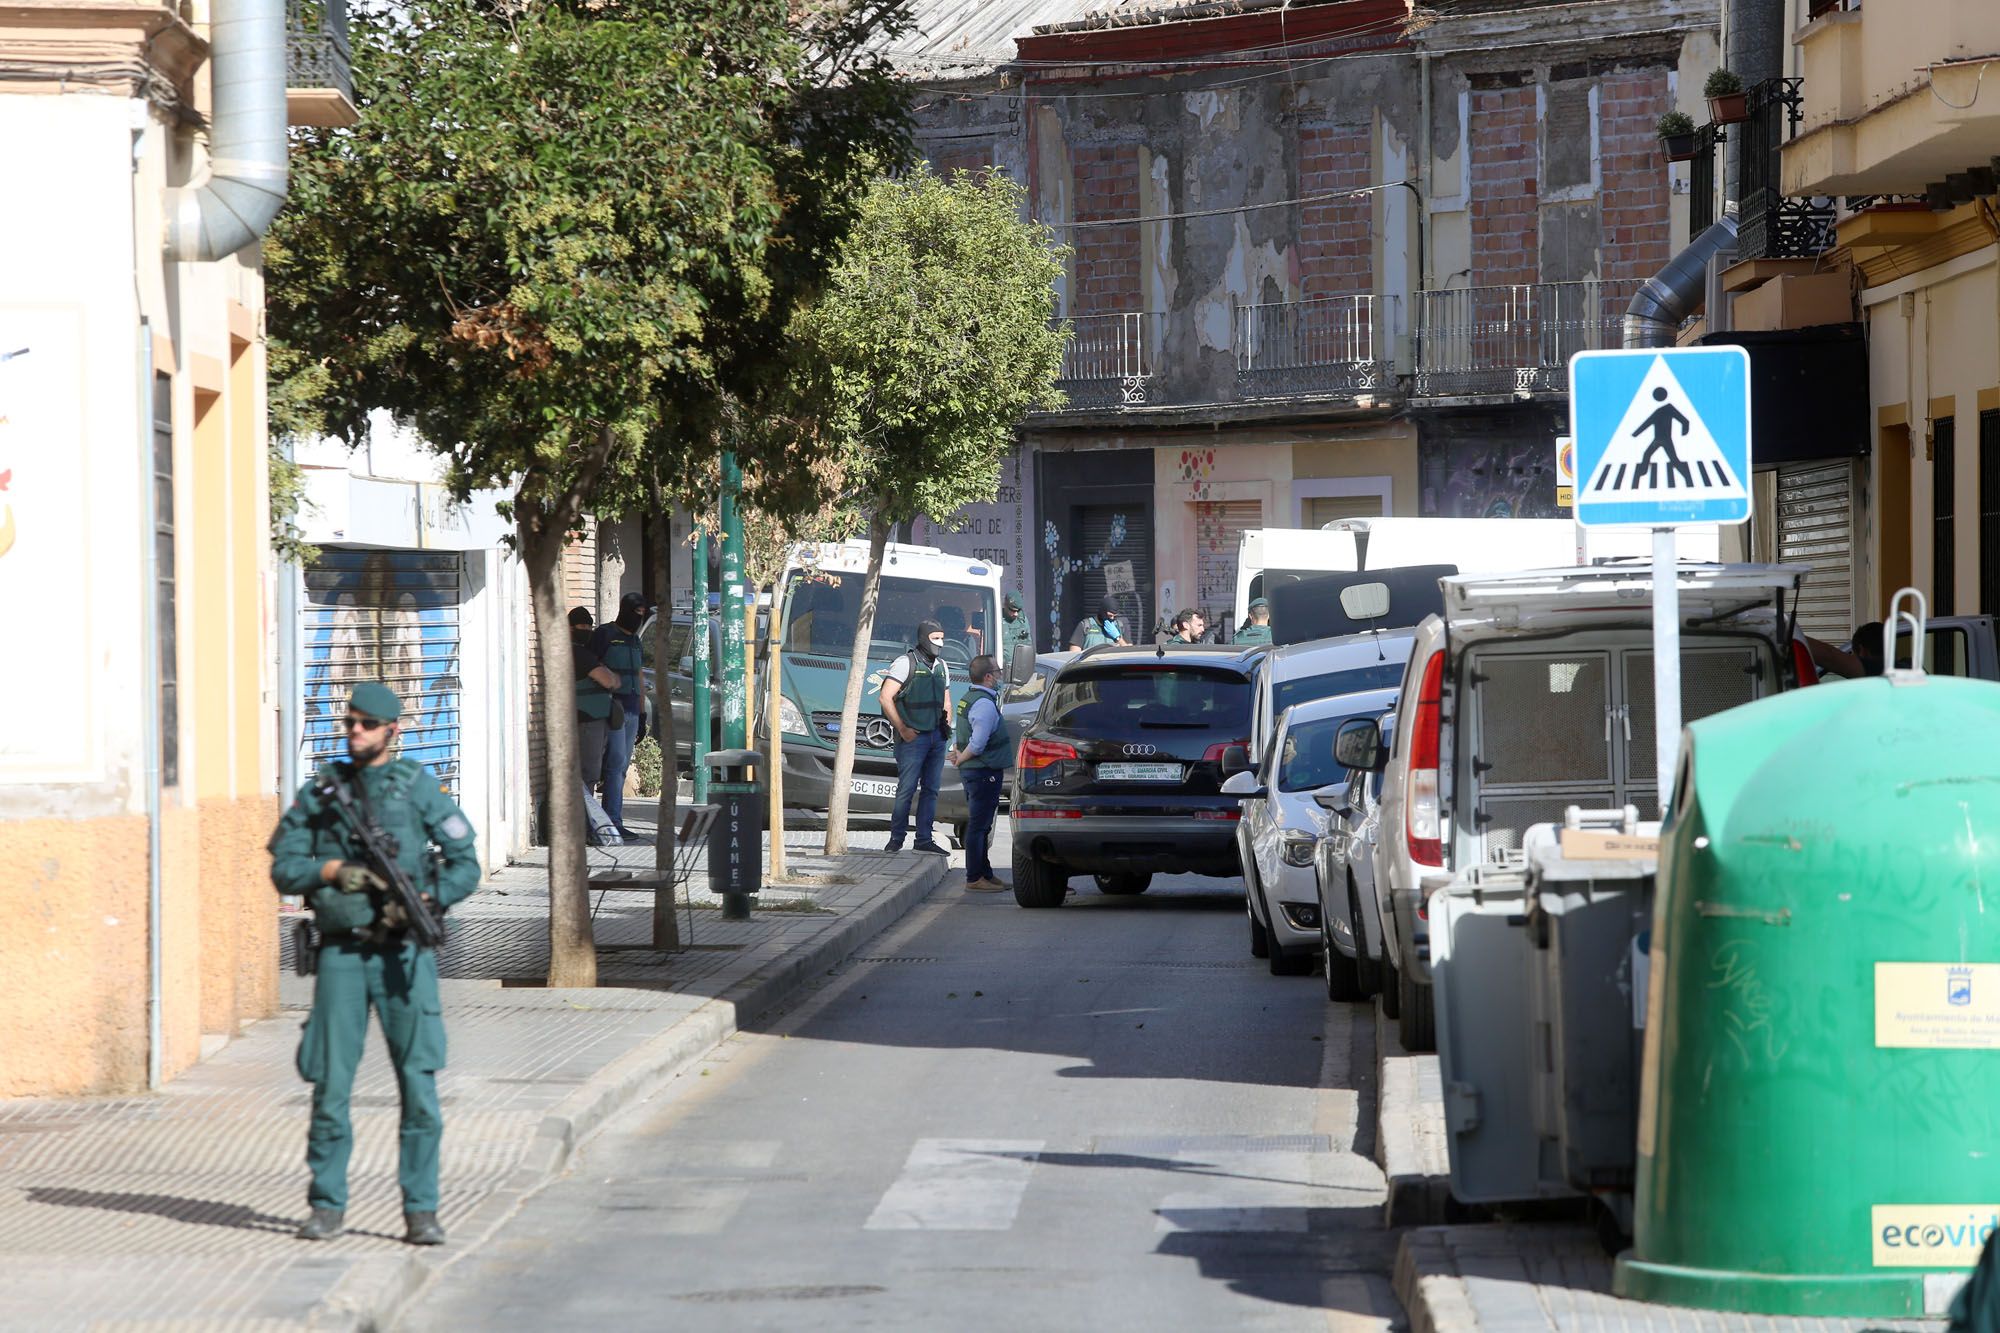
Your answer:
[1651,526,1679,814]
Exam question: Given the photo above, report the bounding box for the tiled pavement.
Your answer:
[0,808,946,1331]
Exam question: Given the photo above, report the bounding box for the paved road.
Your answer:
[400,824,1398,1331]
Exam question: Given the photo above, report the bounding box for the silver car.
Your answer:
[1314,712,1394,1004]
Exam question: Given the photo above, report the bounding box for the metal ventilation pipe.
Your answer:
[167,0,290,261]
[1623,214,1740,348]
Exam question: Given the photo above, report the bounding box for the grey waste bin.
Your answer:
[1522,813,1656,1234]
[704,748,763,920]
[1431,807,1658,1213]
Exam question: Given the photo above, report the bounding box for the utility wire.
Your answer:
[1044,179,1409,230]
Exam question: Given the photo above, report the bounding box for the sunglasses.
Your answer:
[345,715,391,732]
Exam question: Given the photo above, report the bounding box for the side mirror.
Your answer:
[1221,770,1265,798]
[1220,744,1252,777]
[1009,641,1037,685]
[1334,717,1387,772]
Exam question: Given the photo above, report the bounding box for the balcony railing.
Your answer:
[1235,294,1396,398]
[1739,78,1835,259]
[1690,123,1724,235]
[287,0,356,126]
[1054,310,1162,409]
[1413,280,1641,398]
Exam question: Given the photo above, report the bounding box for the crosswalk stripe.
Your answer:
[863,1138,1043,1231]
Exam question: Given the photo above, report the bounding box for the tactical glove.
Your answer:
[334,863,388,895]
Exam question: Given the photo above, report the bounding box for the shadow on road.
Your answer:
[1152,1205,1400,1311]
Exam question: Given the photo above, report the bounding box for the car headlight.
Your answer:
[1281,834,1317,867]
[778,696,808,736]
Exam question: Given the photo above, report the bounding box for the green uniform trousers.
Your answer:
[297,936,447,1213]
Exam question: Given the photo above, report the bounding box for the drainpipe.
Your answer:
[1623,214,1740,349]
[138,322,166,1091]
[166,0,290,262]
[276,438,300,807]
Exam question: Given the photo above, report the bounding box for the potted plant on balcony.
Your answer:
[1704,69,1749,124]
[1657,111,1698,162]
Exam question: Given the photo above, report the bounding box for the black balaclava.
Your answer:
[916,619,944,660]
[616,592,646,632]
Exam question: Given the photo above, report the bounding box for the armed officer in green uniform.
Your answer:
[268,681,480,1246]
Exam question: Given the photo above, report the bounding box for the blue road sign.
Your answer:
[1568,346,1752,528]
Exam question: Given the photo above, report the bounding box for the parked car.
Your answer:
[637,607,724,764]
[1008,642,1266,908]
[1002,651,1074,756]
[1248,625,1419,764]
[1315,711,1395,1004]
[1370,562,1814,1052]
[1228,688,1398,977]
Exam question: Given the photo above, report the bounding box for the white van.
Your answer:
[1353,562,1812,1052]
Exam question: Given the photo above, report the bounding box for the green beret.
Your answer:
[1249,597,1270,610]
[349,681,402,723]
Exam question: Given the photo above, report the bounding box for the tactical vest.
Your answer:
[1080,618,1117,648]
[309,760,437,936]
[898,655,949,732]
[575,637,613,721]
[1235,622,1273,646]
[952,687,1011,770]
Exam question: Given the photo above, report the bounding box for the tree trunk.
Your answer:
[822,512,890,855]
[524,512,598,988]
[647,504,680,950]
[767,575,789,882]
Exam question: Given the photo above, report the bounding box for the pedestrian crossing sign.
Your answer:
[1568,346,1751,528]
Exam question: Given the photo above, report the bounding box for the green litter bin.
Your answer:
[1614,675,2000,1317]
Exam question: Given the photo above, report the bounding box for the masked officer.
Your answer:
[879,619,953,854]
[1234,597,1274,645]
[999,593,1032,666]
[268,681,480,1246]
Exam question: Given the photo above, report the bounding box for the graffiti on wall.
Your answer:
[1044,512,1146,647]
[908,444,1033,633]
[1421,435,1565,519]
[1177,448,1217,501]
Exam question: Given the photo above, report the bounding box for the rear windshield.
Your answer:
[1273,661,1406,715]
[1044,666,1252,737]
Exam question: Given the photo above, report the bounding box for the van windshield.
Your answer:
[782,571,997,668]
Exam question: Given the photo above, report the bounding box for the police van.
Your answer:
[766,540,1004,827]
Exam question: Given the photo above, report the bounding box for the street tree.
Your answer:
[268,0,908,984]
[782,167,1069,855]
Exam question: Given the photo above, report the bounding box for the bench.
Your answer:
[587,803,718,946]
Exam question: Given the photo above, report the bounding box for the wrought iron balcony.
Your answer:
[1413,279,1640,399]
[287,0,357,127]
[1739,78,1834,259]
[1235,294,1396,399]
[1052,310,1163,410]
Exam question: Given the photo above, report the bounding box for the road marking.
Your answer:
[864,1138,1043,1231]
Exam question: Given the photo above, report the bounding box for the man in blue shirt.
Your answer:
[947,654,1011,892]
[588,592,649,841]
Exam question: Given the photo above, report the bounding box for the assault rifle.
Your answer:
[314,768,447,949]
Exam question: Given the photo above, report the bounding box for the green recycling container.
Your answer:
[1615,676,2000,1317]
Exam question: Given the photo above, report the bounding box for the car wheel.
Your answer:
[1094,873,1151,895]
[1321,914,1365,1001]
[1351,880,1382,997]
[1269,940,1316,978]
[1380,952,1402,1020]
[1397,966,1436,1051]
[1246,891,1270,959]
[1012,849,1067,909]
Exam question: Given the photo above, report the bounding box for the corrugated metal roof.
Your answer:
[876,0,1168,78]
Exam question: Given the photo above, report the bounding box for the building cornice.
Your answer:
[0,3,207,111]
[1409,0,1718,57]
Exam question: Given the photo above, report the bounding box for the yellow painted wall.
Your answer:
[0,818,149,1096]
[1293,429,1422,516]
[230,336,262,790]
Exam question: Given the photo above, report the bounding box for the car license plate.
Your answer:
[1096,761,1183,783]
[850,778,898,799]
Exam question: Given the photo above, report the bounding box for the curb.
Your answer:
[1374,998,1459,1228]
[324,854,949,1332]
[1394,1227,1482,1333]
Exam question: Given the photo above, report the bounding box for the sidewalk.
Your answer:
[0,815,947,1332]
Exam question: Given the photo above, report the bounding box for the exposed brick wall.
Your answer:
[1597,70,1673,286]
[1297,124,1373,297]
[1070,142,1142,315]
[1468,87,1539,287]
[931,143,990,179]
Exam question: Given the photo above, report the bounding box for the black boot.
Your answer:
[404,1211,446,1246]
[295,1207,345,1241]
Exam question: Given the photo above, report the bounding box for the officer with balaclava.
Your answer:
[878,619,953,854]
[1069,599,1127,651]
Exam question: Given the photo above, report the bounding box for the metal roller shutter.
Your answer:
[1077,503,1154,638]
[303,550,464,794]
[1774,460,1856,640]
[1194,500,1262,629]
